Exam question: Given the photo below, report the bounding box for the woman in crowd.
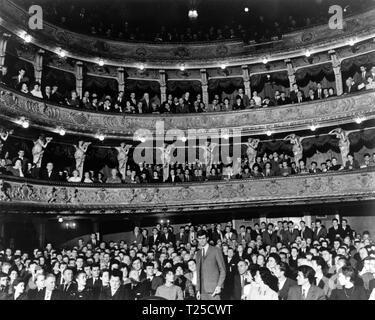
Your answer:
[68,170,81,182]
[155,268,183,300]
[243,266,279,300]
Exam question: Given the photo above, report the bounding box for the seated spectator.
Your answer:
[67,170,81,183]
[232,97,245,110]
[82,172,93,183]
[40,162,60,181]
[7,159,24,177]
[243,266,278,300]
[309,161,321,174]
[66,90,81,108]
[366,77,375,90]
[360,153,372,168]
[106,168,122,184]
[155,267,183,300]
[0,66,10,85]
[330,266,368,300]
[252,91,262,106]
[280,160,291,177]
[344,154,360,171]
[20,82,29,95]
[344,77,357,94]
[30,82,43,99]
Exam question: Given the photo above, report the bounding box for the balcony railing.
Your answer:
[0,169,374,214]
[1,84,374,138]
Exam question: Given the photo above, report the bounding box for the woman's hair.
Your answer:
[258,267,279,292]
[341,265,357,283]
[162,267,173,280]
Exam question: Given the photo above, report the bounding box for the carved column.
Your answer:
[329,50,343,96]
[241,65,251,97]
[285,59,296,91]
[75,61,84,98]
[117,67,125,92]
[159,69,167,103]
[200,69,209,106]
[0,33,11,69]
[34,49,44,84]
[0,219,5,239]
[37,219,46,248]
[302,213,312,227]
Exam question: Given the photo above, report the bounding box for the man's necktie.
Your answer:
[302,289,306,300]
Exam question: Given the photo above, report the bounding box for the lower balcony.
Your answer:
[1,169,374,215]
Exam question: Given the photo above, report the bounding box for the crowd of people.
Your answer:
[0,218,374,300]
[1,143,374,184]
[14,0,373,43]
[1,65,375,115]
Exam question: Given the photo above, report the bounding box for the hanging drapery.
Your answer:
[295,63,335,95]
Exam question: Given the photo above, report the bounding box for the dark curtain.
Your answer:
[167,80,201,100]
[126,79,160,101]
[43,66,75,97]
[251,71,289,98]
[84,75,119,97]
[208,77,243,101]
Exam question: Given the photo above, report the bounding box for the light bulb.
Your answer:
[181,136,187,142]
[180,63,185,71]
[98,59,104,67]
[22,120,29,128]
[59,128,66,136]
[58,49,66,58]
[348,39,355,46]
[262,57,268,64]
[310,125,316,131]
[220,64,226,70]
[139,64,145,71]
[58,217,63,223]
[355,117,363,124]
[266,130,272,136]
[98,134,105,141]
[24,34,32,43]
[305,50,311,57]
[244,7,249,12]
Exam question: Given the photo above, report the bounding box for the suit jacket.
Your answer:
[287,284,326,300]
[166,175,181,183]
[278,278,296,300]
[175,232,189,244]
[262,230,278,246]
[231,273,249,300]
[86,278,102,300]
[211,230,224,244]
[286,229,300,244]
[27,288,45,300]
[39,288,61,300]
[129,232,144,245]
[196,245,226,295]
[159,232,175,244]
[70,287,94,300]
[300,227,313,240]
[99,284,132,300]
[369,278,375,292]
[40,169,60,181]
[148,234,161,247]
[133,276,164,298]
[140,98,151,113]
[328,226,343,242]
[58,282,78,300]
[313,226,327,241]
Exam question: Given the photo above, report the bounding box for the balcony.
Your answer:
[1,84,374,138]
[1,169,374,214]
[1,0,375,68]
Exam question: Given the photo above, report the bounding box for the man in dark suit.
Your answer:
[222,247,239,300]
[286,221,300,244]
[314,83,324,100]
[58,268,77,300]
[41,274,61,300]
[274,262,296,300]
[140,92,151,113]
[262,223,278,246]
[287,265,326,300]
[196,230,226,300]
[148,228,161,247]
[86,264,101,300]
[166,170,181,183]
[340,219,353,239]
[289,83,300,103]
[159,226,175,244]
[100,272,131,300]
[0,66,11,85]
[40,162,60,181]
[313,219,327,241]
[300,221,313,241]
[328,218,343,243]
[175,226,188,245]
[27,273,46,300]
[133,262,163,299]
[344,77,357,94]
[231,260,250,300]
[12,68,29,90]
[0,272,9,300]
[354,65,370,91]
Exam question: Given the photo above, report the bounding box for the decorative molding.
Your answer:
[1,170,374,214]
[0,85,374,138]
[0,0,375,69]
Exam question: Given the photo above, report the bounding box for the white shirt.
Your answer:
[191,271,197,286]
[44,289,52,300]
[202,244,209,257]
[278,277,287,291]
[253,96,262,106]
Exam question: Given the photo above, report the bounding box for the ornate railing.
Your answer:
[1,0,375,68]
[1,85,375,138]
[0,169,374,214]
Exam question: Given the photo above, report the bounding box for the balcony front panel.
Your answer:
[1,85,375,137]
[0,170,374,214]
[1,0,375,68]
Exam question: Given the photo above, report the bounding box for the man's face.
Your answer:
[237,261,248,275]
[45,277,56,291]
[146,266,154,277]
[0,276,8,287]
[296,271,308,286]
[92,267,100,278]
[18,150,24,158]
[132,260,141,271]
[35,274,45,290]
[77,273,87,287]
[198,235,208,248]
[110,276,121,291]
[63,270,73,283]
[188,261,196,272]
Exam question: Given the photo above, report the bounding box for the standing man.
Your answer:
[196,230,226,300]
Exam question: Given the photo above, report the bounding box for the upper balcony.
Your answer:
[1,168,374,214]
[1,84,374,139]
[1,0,375,68]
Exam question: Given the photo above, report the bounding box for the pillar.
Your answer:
[92,219,100,233]
[241,65,251,97]
[285,59,296,91]
[329,50,343,96]
[200,69,209,106]
[0,219,5,239]
[37,219,46,248]
[34,49,44,84]
[159,69,167,103]
[117,67,125,92]
[75,61,84,98]
[302,213,312,227]
[0,33,11,69]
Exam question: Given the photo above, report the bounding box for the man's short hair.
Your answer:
[297,265,316,284]
[197,230,208,238]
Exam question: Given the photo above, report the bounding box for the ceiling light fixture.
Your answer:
[305,50,311,57]
[220,64,226,70]
[266,130,272,136]
[310,124,317,131]
[57,48,66,58]
[180,63,185,71]
[98,59,104,67]
[244,7,249,12]
[262,57,269,64]
[188,9,198,19]
[139,63,145,71]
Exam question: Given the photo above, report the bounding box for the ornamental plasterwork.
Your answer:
[0,86,374,136]
[0,171,374,213]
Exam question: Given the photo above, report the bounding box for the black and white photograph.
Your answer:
[0,0,375,310]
